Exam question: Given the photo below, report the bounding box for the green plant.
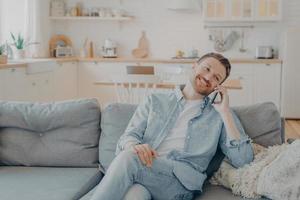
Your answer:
[0,44,4,55]
[0,42,13,56]
[10,32,38,50]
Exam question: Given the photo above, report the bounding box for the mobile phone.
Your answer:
[210,91,221,104]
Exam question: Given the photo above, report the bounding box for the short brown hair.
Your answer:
[197,52,231,82]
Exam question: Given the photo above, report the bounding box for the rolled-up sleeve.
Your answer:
[219,111,254,168]
[115,95,151,155]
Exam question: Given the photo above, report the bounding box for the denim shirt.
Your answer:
[115,88,254,192]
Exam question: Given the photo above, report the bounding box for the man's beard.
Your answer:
[189,73,214,96]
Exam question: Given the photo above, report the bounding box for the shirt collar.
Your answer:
[174,85,211,111]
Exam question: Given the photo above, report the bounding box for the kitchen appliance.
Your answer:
[55,45,73,57]
[281,28,300,118]
[49,34,73,57]
[255,46,274,59]
[102,39,117,58]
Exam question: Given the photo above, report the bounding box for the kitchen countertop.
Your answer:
[0,57,282,69]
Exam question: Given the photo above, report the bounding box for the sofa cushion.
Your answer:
[0,166,100,200]
[99,102,283,173]
[232,102,283,147]
[0,99,101,167]
[99,103,136,171]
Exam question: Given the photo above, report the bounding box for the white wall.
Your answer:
[1,0,296,59]
[49,0,297,59]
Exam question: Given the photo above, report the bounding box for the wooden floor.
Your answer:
[285,120,300,141]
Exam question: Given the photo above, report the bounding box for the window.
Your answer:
[0,0,26,44]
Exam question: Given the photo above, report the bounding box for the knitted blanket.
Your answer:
[210,140,300,200]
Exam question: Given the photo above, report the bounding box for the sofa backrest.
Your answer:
[98,102,284,172]
[0,99,101,167]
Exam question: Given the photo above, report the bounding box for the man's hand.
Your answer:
[131,144,158,167]
[212,85,230,114]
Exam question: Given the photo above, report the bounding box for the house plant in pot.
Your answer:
[10,32,38,59]
[0,43,12,64]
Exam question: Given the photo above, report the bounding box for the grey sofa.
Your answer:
[0,99,284,200]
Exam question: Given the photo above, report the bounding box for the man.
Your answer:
[91,52,254,200]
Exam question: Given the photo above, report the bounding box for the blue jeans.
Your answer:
[90,151,194,200]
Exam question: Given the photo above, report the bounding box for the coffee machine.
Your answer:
[102,39,117,58]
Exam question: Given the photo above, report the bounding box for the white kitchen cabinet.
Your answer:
[255,0,282,21]
[230,0,253,20]
[227,63,281,109]
[253,63,281,108]
[203,0,282,22]
[204,0,227,19]
[227,64,254,107]
[2,67,29,101]
[78,62,127,108]
[77,61,282,109]
[25,71,54,102]
[0,70,5,100]
[52,61,78,101]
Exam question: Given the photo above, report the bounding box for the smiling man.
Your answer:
[90,52,254,200]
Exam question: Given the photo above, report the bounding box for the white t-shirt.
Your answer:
[156,99,202,157]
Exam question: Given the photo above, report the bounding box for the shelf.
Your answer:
[49,16,134,21]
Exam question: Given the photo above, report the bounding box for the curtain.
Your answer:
[25,0,50,57]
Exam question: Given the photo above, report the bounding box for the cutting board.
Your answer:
[132,31,149,58]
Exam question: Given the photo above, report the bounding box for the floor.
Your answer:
[285,120,300,141]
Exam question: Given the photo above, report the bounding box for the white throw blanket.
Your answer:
[257,140,300,200]
[210,140,300,200]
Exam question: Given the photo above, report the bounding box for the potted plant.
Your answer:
[0,43,9,64]
[10,32,38,59]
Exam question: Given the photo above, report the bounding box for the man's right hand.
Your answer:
[131,144,158,167]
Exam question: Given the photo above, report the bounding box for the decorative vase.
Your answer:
[0,55,8,64]
[14,49,26,59]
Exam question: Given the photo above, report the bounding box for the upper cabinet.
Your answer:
[203,0,282,22]
[256,0,281,21]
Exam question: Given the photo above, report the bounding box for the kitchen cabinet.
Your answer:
[231,0,253,19]
[1,61,79,102]
[253,63,281,109]
[2,67,29,101]
[26,71,54,102]
[228,64,254,107]
[204,0,227,19]
[0,70,6,100]
[255,0,281,21]
[228,63,281,109]
[203,0,282,22]
[77,61,282,109]
[52,61,78,101]
[78,62,127,108]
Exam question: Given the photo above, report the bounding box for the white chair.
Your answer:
[111,74,161,104]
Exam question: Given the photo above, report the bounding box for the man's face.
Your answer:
[189,57,227,96]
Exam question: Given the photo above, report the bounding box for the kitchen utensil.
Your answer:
[132,31,149,58]
[255,46,273,59]
[132,49,148,58]
[239,30,247,52]
[102,39,117,58]
[88,41,94,58]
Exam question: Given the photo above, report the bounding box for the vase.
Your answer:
[0,55,8,64]
[13,49,26,60]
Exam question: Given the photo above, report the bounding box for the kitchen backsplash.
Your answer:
[49,0,290,59]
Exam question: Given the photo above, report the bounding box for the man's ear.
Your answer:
[192,63,196,69]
